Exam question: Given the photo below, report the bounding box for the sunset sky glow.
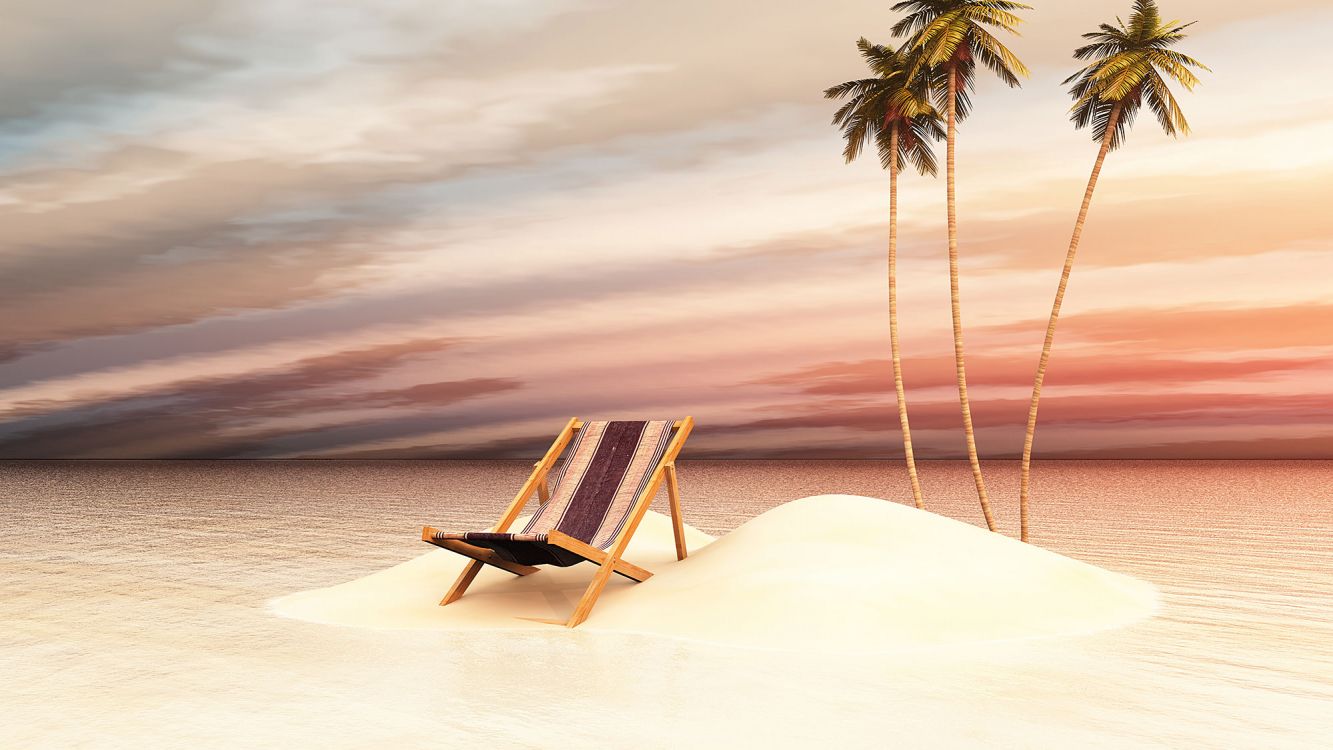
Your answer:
[3,0,1332,458]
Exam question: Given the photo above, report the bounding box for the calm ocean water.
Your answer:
[2,460,1330,748]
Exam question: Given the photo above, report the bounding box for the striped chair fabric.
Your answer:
[431,420,674,566]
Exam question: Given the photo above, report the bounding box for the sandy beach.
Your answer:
[274,494,1158,651]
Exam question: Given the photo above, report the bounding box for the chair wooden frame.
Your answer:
[421,416,693,628]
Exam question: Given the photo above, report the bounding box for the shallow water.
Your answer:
[2,460,1331,748]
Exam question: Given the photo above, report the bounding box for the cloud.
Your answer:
[1,1,1332,458]
[753,350,1327,398]
[983,303,1333,355]
[0,337,522,457]
[0,0,226,121]
[704,389,1333,458]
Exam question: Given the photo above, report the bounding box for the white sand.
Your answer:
[272,494,1157,651]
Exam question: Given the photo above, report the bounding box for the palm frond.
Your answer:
[1093,55,1155,100]
[958,5,1023,32]
[913,10,970,66]
[891,3,945,37]
[1145,49,1201,90]
[1073,40,1124,61]
[969,26,1029,85]
[823,78,883,101]
[1128,0,1161,38]
[826,35,944,174]
[842,119,871,163]
[1068,89,1102,133]
[950,68,976,119]
[830,96,865,127]
[1093,22,1129,38]
[1142,68,1190,136]
[1063,60,1099,87]
[905,119,944,175]
[1114,99,1140,149]
[892,0,1030,122]
[1084,90,1136,150]
[1064,0,1205,144]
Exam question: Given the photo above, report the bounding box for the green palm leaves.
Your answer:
[891,0,1032,117]
[1065,0,1209,149]
[825,39,945,174]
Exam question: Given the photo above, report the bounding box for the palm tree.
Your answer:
[1017,0,1207,542]
[892,0,1031,532]
[826,40,945,511]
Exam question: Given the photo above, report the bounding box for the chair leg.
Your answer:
[435,539,541,577]
[665,463,687,561]
[565,556,620,628]
[441,560,483,606]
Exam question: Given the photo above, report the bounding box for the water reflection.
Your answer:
[2,460,1330,747]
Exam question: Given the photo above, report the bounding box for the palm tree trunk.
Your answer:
[946,63,996,531]
[1017,101,1124,543]
[888,127,925,510]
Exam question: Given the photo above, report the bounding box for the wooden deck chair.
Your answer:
[421,417,693,628]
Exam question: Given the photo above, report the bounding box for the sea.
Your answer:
[2,460,1330,748]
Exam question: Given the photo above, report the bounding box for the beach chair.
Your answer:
[421,417,693,627]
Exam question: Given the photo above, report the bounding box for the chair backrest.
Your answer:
[521,420,675,549]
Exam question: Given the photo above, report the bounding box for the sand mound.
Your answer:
[272,495,1157,651]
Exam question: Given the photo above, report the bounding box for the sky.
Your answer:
[2,0,1332,459]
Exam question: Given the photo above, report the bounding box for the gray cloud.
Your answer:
[0,337,523,457]
[0,217,874,391]
[0,0,228,122]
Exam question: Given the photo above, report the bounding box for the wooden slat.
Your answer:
[421,529,542,577]
[546,530,653,582]
[572,419,686,430]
